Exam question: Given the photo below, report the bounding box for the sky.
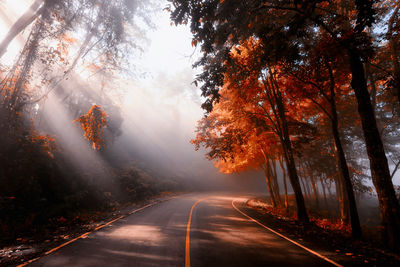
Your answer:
[116,4,218,178]
[113,4,266,191]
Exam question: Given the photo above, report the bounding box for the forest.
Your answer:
[0,0,399,266]
[170,0,400,251]
[0,0,190,258]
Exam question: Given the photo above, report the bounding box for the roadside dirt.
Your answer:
[0,192,180,267]
[245,197,400,267]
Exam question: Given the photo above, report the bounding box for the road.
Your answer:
[28,194,339,267]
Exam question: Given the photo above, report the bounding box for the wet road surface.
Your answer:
[29,194,337,267]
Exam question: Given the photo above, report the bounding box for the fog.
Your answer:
[2,0,395,202]
[23,3,268,194]
[99,8,267,192]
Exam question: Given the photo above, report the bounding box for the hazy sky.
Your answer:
[117,4,224,182]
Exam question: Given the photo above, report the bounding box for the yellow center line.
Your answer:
[231,199,343,267]
[185,197,209,267]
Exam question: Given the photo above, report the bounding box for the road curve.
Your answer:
[28,194,337,266]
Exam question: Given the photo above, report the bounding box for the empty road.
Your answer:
[28,194,339,266]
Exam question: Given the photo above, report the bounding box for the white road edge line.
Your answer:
[231,199,343,267]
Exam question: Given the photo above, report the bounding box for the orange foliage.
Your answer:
[311,218,352,234]
[191,38,296,174]
[74,105,107,150]
[61,33,78,45]
[30,131,57,158]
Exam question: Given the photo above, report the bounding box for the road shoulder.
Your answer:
[239,197,400,266]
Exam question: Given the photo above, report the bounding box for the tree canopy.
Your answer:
[174,0,400,249]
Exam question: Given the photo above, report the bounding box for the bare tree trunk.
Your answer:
[0,0,44,59]
[298,163,311,200]
[270,159,282,205]
[365,62,377,110]
[305,177,313,201]
[334,176,348,224]
[309,171,320,208]
[326,61,362,238]
[320,176,328,207]
[339,174,350,225]
[326,179,333,199]
[347,47,400,249]
[263,164,277,207]
[335,177,340,211]
[305,161,319,207]
[279,156,289,210]
[300,174,309,201]
[9,11,46,110]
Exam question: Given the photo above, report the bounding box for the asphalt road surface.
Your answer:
[29,194,339,267]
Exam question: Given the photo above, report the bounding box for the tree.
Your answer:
[193,39,312,222]
[191,82,284,208]
[0,0,43,59]
[0,0,152,114]
[74,104,107,150]
[284,35,362,237]
[170,0,400,249]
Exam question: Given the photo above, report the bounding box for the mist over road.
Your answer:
[29,194,336,267]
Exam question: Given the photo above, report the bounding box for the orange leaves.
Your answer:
[191,38,291,173]
[29,130,57,159]
[87,63,102,73]
[310,218,352,234]
[74,105,108,150]
[61,33,78,45]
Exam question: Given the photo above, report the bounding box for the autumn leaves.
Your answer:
[74,105,107,150]
[175,0,400,249]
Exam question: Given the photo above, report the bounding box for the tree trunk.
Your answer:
[0,0,44,59]
[331,113,361,237]
[305,161,319,207]
[335,176,349,224]
[263,165,277,207]
[261,150,277,207]
[339,175,350,225]
[299,163,311,200]
[300,175,309,200]
[305,177,313,201]
[328,63,362,237]
[326,179,333,199]
[277,102,308,221]
[309,172,320,208]
[335,177,340,213]
[270,159,282,205]
[347,47,400,249]
[279,157,289,211]
[365,62,377,110]
[263,71,309,223]
[387,6,400,104]
[282,147,308,222]
[320,176,328,207]
[9,11,46,110]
